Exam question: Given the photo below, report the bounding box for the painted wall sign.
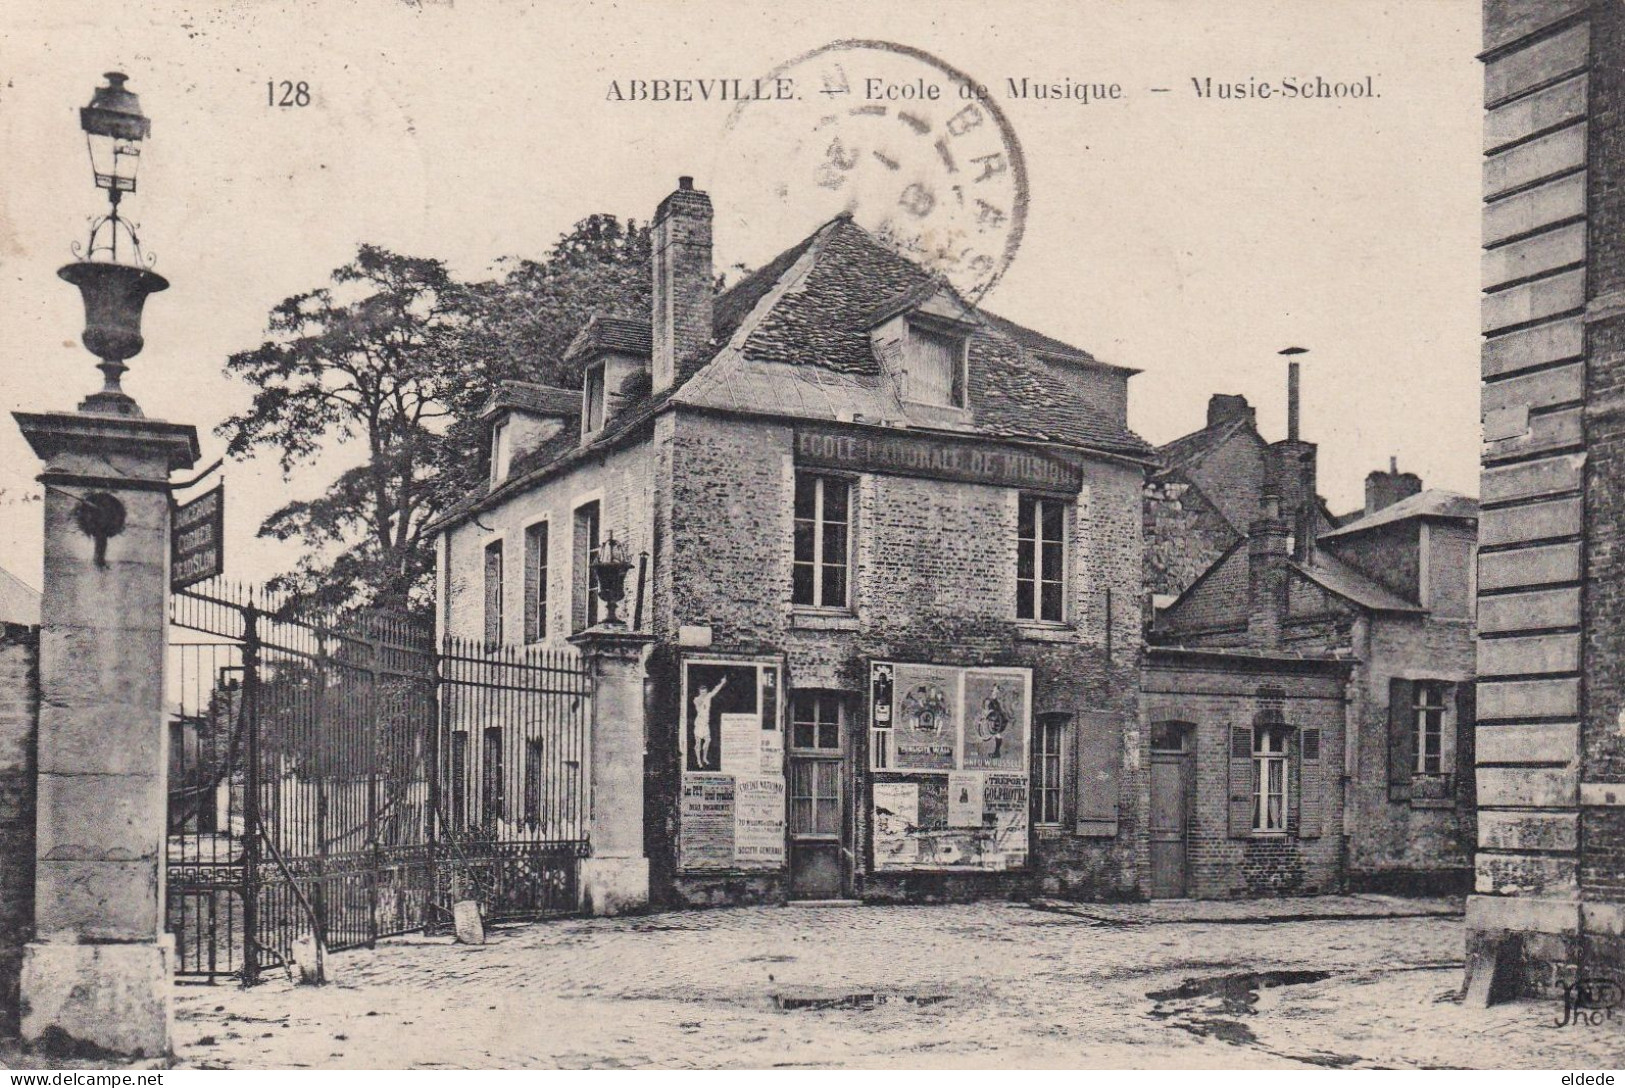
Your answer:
[171,484,225,591]
[795,426,1082,494]
[679,657,786,871]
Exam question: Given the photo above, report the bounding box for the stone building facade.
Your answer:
[1145,392,1479,898]
[433,178,1153,907]
[0,623,37,1034]
[1469,0,1625,998]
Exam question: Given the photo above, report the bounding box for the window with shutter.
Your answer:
[1456,682,1477,809]
[483,539,504,650]
[902,324,966,407]
[1298,727,1323,838]
[572,501,601,632]
[1074,711,1118,837]
[1228,725,1253,838]
[1387,677,1415,802]
[523,520,548,643]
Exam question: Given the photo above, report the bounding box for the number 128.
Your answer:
[267,81,311,107]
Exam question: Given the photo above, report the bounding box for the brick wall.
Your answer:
[0,623,38,1035]
[1323,522,1421,603]
[1142,657,1347,898]
[1183,429,1266,533]
[1582,0,1625,905]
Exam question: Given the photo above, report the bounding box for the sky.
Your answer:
[0,0,1484,592]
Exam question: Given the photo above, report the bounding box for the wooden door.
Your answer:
[789,693,847,899]
[1149,724,1192,898]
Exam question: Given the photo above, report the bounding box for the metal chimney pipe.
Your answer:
[1279,346,1308,441]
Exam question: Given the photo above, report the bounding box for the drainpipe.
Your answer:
[1341,615,1370,892]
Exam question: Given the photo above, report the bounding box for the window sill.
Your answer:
[792,609,859,632]
[1014,620,1076,643]
[1409,797,1457,811]
[1249,831,1290,840]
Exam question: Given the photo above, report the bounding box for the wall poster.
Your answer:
[888,663,959,771]
[678,657,787,871]
[868,661,1032,872]
[872,781,919,869]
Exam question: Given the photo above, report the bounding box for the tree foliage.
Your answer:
[220,216,654,618]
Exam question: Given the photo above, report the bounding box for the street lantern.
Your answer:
[590,532,637,626]
[59,71,166,416]
[81,72,151,196]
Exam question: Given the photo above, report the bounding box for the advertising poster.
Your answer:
[984,773,1030,871]
[678,774,735,870]
[947,771,985,828]
[683,661,762,773]
[719,713,761,775]
[872,781,919,870]
[888,664,958,771]
[871,663,895,729]
[961,671,1028,773]
[681,659,788,871]
[734,776,787,868]
[760,725,784,775]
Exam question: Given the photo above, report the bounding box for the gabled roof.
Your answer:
[981,311,1138,374]
[562,314,652,363]
[431,214,1151,535]
[0,566,40,626]
[479,380,580,420]
[1319,489,1479,540]
[1154,415,1262,479]
[677,216,1152,456]
[1293,550,1423,614]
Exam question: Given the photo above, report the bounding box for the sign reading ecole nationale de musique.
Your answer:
[171,484,224,591]
[794,425,1082,494]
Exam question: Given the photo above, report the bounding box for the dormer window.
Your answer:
[582,362,607,437]
[490,416,511,484]
[902,321,967,408]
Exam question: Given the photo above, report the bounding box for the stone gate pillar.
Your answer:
[13,409,198,1057]
[568,624,654,916]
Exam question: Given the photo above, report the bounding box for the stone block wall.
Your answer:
[440,440,656,648]
[1347,616,1477,891]
[1472,0,1606,998]
[651,408,1146,905]
[0,623,38,1036]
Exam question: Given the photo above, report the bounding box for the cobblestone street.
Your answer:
[169,896,1625,1069]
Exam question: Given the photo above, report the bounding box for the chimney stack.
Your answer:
[1206,393,1256,429]
[1364,459,1423,516]
[1247,490,1290,650]
[652,176,714,394]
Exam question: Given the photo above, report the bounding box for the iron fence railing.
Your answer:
[165,578,590,983]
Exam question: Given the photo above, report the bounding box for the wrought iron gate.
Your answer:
[165,580,590,982]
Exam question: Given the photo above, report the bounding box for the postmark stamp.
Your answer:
[718,39,1028,304]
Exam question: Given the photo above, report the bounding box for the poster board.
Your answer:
[678,656,787,871]
[869,661,1031,872]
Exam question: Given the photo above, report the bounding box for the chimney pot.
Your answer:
[678,175,693,190]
